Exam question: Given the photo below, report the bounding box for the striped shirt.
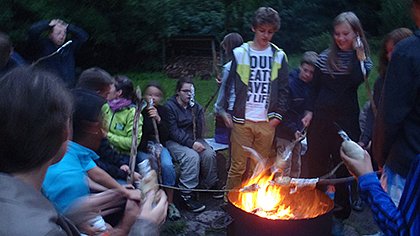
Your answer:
[359,157,420,235]
[317,49,373,75]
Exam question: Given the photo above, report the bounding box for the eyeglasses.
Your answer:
[180,89,192,94]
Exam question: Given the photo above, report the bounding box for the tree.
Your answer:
[1,0,414,72]
[378,0,413,34]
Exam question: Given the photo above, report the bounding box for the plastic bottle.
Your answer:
[341,139,365,160]
[338,130,365,160]
[80,216,109,236]
[149,98,154,108]
[137,159,159,198]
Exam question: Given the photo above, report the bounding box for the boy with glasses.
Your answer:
[165,78,220,212]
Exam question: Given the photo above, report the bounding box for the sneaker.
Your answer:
[213,192,224,199]
[351,198,364,212]
[167,203,181,221]
[212,190,224,199]
[211,185,224,199]
[181,194,206,213]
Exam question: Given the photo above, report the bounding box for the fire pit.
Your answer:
[226,172,334,235]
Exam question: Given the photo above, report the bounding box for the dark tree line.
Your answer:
[1,0,413,72]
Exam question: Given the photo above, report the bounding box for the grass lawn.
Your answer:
[127,53,379,137]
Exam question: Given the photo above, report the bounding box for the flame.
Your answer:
[229,146,333,220]
[230,170,334,220]
[235,171,294,220]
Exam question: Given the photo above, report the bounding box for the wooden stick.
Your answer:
[151,118,163,184]
[363,73,377,117]
[204,52,221,112]
[204,86,220,112]
[127,87,142,186]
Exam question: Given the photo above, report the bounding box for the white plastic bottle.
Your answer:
[338,130,365,160]
[137,159,159,198]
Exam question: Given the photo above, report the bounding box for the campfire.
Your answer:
[228,146,333,221]
[226,147,335,235]
[229,170,333,220]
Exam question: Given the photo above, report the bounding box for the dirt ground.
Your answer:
[160,151,381,236]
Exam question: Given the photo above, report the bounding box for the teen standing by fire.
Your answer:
[221,7,289,193]
[301,12,373,221]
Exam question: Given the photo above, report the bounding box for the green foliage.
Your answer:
[0,0,414,72]
[165,0,225,38]
[287,53,301,69]
[279,0,331,52]
[301,32,331,53]
[378,0,413,34]
[358,52,379,107]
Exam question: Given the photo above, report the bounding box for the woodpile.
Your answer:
[164,55,216,80]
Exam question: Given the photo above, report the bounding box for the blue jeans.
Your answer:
[138,147,176,186]
[166,139,218,191]
[380,165,406,207]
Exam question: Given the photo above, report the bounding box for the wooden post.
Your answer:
[211,38,217,76]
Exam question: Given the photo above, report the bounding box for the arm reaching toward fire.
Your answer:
[340,150,419,235]
[339,148,372,177]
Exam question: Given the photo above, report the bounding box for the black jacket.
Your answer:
[28,20,88,87]
[164,96,204,148]
[138,105,170,152]
[95,138,130,180]
[373,29,420,176]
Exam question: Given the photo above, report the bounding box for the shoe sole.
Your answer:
[190,205,206,213]
[212,194,224,199]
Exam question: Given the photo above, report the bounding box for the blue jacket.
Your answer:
[276,68,312,140]
[0,52,26,77]
[28,20,88,87]
[359,158,420,235]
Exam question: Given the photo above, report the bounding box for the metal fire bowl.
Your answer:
[227,188,334,236]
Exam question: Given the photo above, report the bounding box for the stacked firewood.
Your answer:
[164,55,215,80]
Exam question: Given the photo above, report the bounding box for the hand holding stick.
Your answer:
[148,98,163,183]
[127,87,142,186]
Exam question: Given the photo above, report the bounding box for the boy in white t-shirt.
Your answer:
[221,7,289,192]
